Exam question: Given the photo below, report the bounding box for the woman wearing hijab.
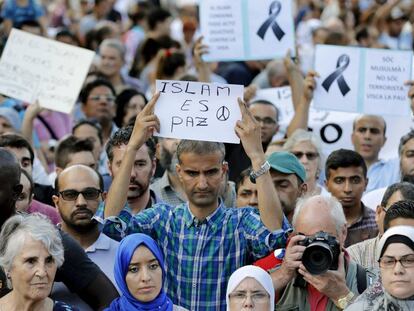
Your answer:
[346,225,414,310]
[226,265,274,311]
[105,233,187,311]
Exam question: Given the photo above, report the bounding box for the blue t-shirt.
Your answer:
[1,0,45,27]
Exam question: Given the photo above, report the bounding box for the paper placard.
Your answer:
[0,29,95,113]
[200,0,295,62]
[313,45,412,116]
[154,80,243,143]
[252,86,413,160]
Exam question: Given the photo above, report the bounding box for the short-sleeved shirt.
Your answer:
[100,202,291,311]
[366,158,400,193]
[1,0,45,27]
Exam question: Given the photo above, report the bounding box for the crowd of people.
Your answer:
[1,0,414,310]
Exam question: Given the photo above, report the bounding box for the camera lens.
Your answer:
[302,242,333,275]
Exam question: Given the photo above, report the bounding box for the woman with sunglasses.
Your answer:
[284,129,327,195]
[346,226,414,310]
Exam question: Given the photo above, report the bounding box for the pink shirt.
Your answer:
[28,199,61,225]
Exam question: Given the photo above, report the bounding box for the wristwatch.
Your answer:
[335,291,355,310]
[249,161,270,184]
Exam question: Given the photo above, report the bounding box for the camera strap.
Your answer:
[356,264,367,294]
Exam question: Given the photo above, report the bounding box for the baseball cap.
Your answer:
[377,225,414,261]
[267,151,306,183]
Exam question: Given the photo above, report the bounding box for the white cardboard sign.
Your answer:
[154,80,244,143]
[253,86,413,160]
[200,0,295,62]
[0,29,95,113]
[313,44,412,116]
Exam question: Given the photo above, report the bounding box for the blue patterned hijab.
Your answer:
[105,233,173,311]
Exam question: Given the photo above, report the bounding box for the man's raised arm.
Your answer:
[235,98,284,230]
[104,93,160,218]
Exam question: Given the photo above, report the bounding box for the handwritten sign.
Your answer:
[154,80,243,143]
[252,86,413,160]
[200,0,295,62]
[313,45,412,116]
[0,29,95,113]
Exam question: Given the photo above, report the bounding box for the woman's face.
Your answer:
[125,245,163,302]
[9,236,57,302]
[289,140,320,182]
[381,243,414,299]
[228,277,270,311]
[123,95,146,126]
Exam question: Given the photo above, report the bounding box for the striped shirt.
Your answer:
[101,202,291,311]
[345,203,378,247]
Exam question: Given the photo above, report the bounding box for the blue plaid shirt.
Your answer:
[101,202,291,311]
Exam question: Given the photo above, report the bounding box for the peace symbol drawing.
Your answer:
[216,106,230,121]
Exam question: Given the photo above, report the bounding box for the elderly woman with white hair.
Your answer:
[226,265,274,311]
[346,225,414,310]
[0,213,78,311]
[284,128,327,195]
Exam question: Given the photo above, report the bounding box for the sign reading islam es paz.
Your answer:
[200,0,295,62]
[313,44,413,116]
[0,28,95,113]
[154,80,243,144]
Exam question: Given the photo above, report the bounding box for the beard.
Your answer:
[61,208,98,233]
[159,148,178,174]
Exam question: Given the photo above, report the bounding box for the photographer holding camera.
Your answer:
[272,195,372,310]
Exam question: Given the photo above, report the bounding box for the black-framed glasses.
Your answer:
[58,188,102,201]
[254,116,277,125]
[292,152,319,161]
[378,254,414,269]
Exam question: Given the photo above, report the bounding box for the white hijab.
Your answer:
[226,265,275,311]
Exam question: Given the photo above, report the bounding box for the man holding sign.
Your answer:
[100,92,290,311]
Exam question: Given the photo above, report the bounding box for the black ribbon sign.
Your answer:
[257,1,285,41]
[322,54,351,96]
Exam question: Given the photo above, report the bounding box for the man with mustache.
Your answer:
[104,126,158,215]
[325,149,378,247]
[351,114,399,192]
[52,164,119,309]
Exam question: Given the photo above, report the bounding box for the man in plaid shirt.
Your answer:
[100,93,291,310]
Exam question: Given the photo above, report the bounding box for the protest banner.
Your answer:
[313,44,412,116]
[154,80,244,143]
[0,28,95,113]
[253,86,413,160]
[200,0,295,62]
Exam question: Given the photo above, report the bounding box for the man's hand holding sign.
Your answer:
[104,83,284,229]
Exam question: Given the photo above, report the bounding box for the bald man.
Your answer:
[351,115,399,192]
[52,165,119,309]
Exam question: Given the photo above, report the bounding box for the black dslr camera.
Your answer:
[299,231,340,274]
[294,231,340,287]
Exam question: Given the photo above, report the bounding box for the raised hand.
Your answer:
[129,92,160,149]
[235,98,264,162]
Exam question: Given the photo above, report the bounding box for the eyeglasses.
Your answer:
[378,254,414,269]
[228,291,270,303]
[254,116,277,125]
[88,95,115,103]
[58,188,102,201]
[292,152,319,161]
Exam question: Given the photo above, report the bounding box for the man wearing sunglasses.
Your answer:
[52,164,119,309]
